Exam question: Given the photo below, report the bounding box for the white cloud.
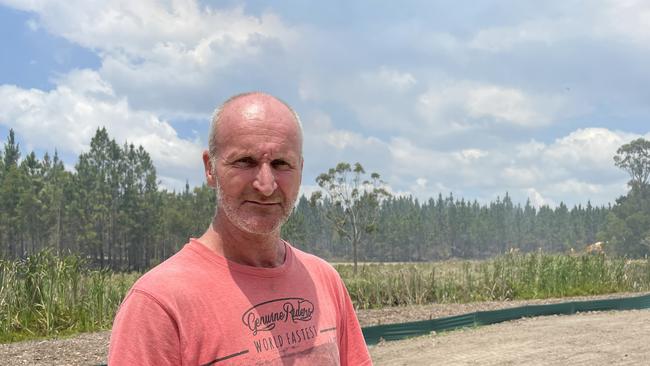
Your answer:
[468,0,650,52]
[516,140,546,159]
[455,149,488,162]
[548,179,602,195]
[2,0,649,208]
[301,111,383,152]
[541,128,637,175]
[526,188,555,207]
[361,66,417,92]
[417,81,569,130]
[0,69,203,190]
[324,130,375,150]
[2,0,298,117]
[502,167,541,187]
[4,1,296,56]
[375,127,642,206]
[466,86,560,126]
[599,0,650,45]
[469,18,577,52]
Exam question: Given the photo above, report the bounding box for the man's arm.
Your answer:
[108,289,182,365]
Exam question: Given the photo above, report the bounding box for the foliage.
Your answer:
[3,250,648,341]
[0,128,214,270]
[613,137,650,193]
[0,128,620,266]
[311,162,391,272]
[602,138,650,257]
[0,250,138,342]
[337,251,650,309]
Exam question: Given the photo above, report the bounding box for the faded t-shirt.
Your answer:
[108,240,372,366]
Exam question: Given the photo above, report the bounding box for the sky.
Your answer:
[1,0,649,208]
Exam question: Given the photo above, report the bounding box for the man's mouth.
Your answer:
[245,200,281,206]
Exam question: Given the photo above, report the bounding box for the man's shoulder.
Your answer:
[131,243,207,295]
[289,244,341,279]
[291,244,331,266]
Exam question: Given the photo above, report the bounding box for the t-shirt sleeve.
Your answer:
[338,279,373,366]
[108,289,182,366]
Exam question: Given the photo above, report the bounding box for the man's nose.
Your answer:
[252,163,278,196]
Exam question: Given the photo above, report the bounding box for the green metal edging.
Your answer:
[362,293,650,346]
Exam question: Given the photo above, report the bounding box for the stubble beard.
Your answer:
[214,178,297,235]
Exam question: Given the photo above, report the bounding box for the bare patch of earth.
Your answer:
[369,309,650,365]
[1,291,647,365]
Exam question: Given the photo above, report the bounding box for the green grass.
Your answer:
[2,249,650,342]
[337,251,650,309]
[0,250,139,343]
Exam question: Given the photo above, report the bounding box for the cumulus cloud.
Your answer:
[417,81,569,129]
[1,0,298,117]
[526,188,555,207]
[2,0,649,208]
[3,1,296,56]
[468,0,650,52]
[0,69,204,189]
[372,127,641,207]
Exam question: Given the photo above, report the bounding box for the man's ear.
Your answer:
[202,150,217,188]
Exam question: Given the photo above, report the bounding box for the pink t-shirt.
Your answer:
[108,240,372,365]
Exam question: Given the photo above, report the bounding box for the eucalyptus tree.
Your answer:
[311,162,390,272]
[614,137,650,194]
[602,138,650,256]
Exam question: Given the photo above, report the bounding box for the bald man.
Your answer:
[108,93,372,365]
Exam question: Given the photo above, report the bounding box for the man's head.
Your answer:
[208,92,303,164]
[203,92,304,235]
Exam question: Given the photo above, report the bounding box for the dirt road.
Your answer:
[369,309,650,365]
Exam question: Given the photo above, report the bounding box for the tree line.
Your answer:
[0,128,214,270]
[1,128,648,270]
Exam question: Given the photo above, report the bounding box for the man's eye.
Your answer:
[233,157,256,168]
[271,160,291,170]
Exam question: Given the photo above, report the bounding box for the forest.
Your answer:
[0,128,648,271]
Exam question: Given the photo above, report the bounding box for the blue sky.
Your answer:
[1,0,649,207]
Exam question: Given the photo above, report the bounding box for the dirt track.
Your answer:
[370,309,650,365]
[2,292,648,365]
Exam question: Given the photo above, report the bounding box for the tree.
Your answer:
[311,162,390,272]
[600,138,650,256]
[3,129,20,169]
[614,138,650,194]
[1,129,23,257]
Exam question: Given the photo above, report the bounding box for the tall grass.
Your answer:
[0,250,138,342]
[3,250,650,342]
[337,251,650,309]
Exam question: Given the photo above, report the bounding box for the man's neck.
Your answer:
[197,216,286,268]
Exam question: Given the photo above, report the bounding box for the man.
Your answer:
[108,92,372,365]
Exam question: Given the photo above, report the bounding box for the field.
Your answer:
[2,250,650,342]
[338,252,650,309]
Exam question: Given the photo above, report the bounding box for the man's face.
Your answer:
[206,96,303,235]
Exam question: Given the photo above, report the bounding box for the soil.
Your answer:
[369,310,650,365]
[1,291,648,365]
